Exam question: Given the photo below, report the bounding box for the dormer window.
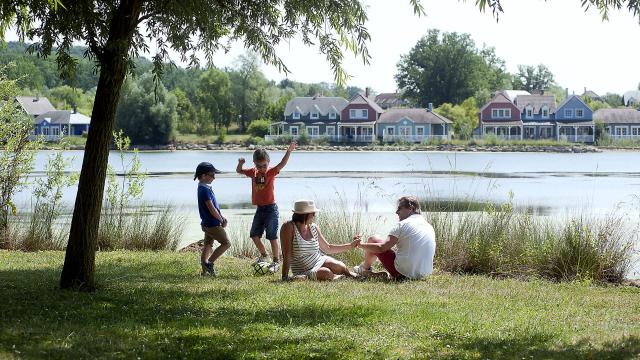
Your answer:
[329,112,336,119]
[292,112,300,120]
[542,106,549,118]
[525,106,533,118]
[310,112,319,119]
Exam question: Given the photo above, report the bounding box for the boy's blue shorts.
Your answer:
[250,204,279,241]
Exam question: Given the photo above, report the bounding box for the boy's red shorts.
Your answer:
[375,250,406,279]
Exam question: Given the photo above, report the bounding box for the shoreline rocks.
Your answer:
[40,142,607,153]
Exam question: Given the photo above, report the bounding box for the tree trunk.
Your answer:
[60,0,143,291]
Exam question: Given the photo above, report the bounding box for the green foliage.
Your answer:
[216,127,227,144]
[0,66,42,240]
[273,133,293,145]
[435,97,477,140]
[512,64,555,92]
[26,140,78,249]
[172,87,198,134]
[115,75,177,145]
[296,129,310,146]
[247,119,271,138]
[100,131,148,249]
[395,29,510,107]
[197,67,233,131]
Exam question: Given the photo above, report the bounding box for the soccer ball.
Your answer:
[252,261,274,275]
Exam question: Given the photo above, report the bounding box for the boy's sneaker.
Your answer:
[252,255,269,266]
[201,261,216,277]
[267,260,280,273]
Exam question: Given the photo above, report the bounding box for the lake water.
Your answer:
[14,150,640,277]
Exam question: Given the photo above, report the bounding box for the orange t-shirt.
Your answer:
[242,167,280,206]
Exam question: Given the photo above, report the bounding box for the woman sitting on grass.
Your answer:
[280,200,360,281]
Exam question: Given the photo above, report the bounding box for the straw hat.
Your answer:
[292,199,321,214]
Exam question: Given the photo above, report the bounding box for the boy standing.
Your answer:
[237,142,296,273]
[195,162,231,277]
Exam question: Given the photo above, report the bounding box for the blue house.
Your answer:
[554,95,594,143]
[269,96,348,140]
[376,105,451,142]
[16,96,91,140]
[514,95,556,140]
[593,108,640,140]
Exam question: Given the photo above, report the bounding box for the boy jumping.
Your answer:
[237,142,296,273]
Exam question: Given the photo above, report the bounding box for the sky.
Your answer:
[5,0,640,96]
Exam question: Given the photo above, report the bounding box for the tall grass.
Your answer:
[97,204,185,251]
[428,203,635,283]
[226,217,259,259]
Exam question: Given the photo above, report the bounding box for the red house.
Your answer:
[478,92,523,139]
[339,91,384,143]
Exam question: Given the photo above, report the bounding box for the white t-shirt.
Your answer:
[388,214,436,279]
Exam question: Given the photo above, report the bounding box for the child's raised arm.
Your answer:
[275,141,297,171]
[236,157,246,174]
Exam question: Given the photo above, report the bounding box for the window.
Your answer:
[399,126,411,136]
[350,108,368,119]
[416,127,425,136]
[52,127,60,136]
[310,112,319,119]
[290,126,299,136]
[491,108,511,119]
[41,127,49,135]
[362,127,373,136]
[615,127,628,136]
[606,126,611,135]
[564,109,573,118]
[526,106,533,118]
[292,112,300,120]
[329,112,336,120]
[326,126,335,136]
[575,109,584,118]
[542,107,549,118]
[386,127,395,136]
[632,127,640,136]
[307,126,319,136]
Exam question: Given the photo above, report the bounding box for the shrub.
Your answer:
[216,127,227,144]
[247,119,271,138]
[244,136,263,146]
[297,131,310,145]
[273,133,293,145]
[311,135,329,146]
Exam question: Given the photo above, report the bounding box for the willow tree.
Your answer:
[1,0,638,291]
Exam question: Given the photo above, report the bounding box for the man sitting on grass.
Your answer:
[354,196,436,280]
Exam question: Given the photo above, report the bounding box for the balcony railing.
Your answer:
[475,134,522,141]
[609,134,640,140]
[559,135,594,143]
[382,134,450,142]
[265,134,375,143]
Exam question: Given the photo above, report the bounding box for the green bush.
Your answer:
[273,133,293,145]
[216,127,227,144]
[297,131,310,145]
[247,119,271,138]
[311,135,329,145]
[244,136,263,146]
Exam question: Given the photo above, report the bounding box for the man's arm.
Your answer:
[357,235,399,253]
[236,157,246,174]
[274,141,297,172]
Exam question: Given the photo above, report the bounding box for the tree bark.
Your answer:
[60,0,143,291]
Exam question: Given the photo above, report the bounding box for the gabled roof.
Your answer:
[35,110,70,125]
[593,108,640,124]
[15,96,56,117]
[35,110,91,125]
[377,108,452,124]
[374,93,409,108]
[502,90,531,102]
[348,93,385,114]
[623,90,640,106]
[581,90,600,99]
[284,97,348,116]
[556,94,591,110]
[514,95,557,113]
[479,92,517,112]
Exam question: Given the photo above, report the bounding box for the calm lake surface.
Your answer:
[15,150,640,277]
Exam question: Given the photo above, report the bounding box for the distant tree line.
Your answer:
[1,42,364,144]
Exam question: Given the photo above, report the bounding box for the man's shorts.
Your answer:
[376,249,407,280]
[201,225,230,246]
[250,203,279,240]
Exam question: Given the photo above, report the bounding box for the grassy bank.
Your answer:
[1,251,639,359]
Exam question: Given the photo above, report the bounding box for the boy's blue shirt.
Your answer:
[198,183,222,227]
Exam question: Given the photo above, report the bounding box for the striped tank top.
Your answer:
[290,223,322,274]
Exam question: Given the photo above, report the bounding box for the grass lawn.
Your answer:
[1,251,639,359]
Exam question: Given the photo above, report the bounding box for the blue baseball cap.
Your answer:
[194,162,221,180]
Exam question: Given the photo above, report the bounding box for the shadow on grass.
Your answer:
[415,332,640,360]
[0,260,377,359]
